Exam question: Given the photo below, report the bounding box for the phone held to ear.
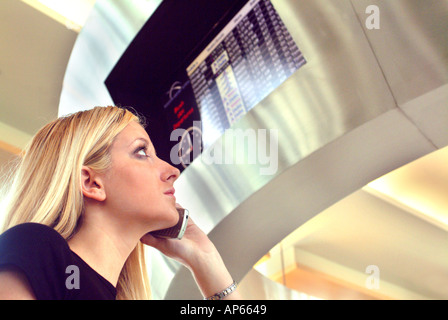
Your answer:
[149,207,189,240]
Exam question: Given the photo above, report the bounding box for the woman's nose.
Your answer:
[161,160,180,182]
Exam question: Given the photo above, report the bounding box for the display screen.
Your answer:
[185,0,306,149]
[106,0,306,172]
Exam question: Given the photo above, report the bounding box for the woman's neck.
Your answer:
[67,209,143,287]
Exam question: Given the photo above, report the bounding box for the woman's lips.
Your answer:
[164,188,176,197]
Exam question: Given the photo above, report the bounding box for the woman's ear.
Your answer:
[81,166,106,201]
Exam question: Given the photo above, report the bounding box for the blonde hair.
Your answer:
[1,106,151,300]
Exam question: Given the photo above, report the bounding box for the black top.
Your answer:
[0,223,117,300]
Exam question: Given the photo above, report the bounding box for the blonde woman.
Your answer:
[0,106,240,300]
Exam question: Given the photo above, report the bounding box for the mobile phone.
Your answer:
[149,207,189,240]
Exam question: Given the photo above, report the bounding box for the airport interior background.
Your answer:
[0,0,447,300]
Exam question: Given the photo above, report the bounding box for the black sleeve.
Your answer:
[0,223,72,300]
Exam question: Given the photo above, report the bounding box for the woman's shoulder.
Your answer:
[0,222,67,249]
[0,222,71,265]
[1,222,61,236]
[0,223,73,300]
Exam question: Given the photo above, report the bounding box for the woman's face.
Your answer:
[101,121,180,232]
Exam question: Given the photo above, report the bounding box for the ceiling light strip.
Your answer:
[363,185,448,232]
[21,0,82,32]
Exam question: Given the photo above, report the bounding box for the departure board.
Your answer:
[186,0,306,149]
[106,0,306,171]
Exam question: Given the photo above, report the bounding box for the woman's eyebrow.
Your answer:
[130,137,157,155]
[129,137,149,146]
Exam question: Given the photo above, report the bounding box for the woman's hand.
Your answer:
[140,214,215,268]
[140,204,240,300]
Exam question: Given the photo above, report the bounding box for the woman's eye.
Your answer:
[136,147,148,157]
